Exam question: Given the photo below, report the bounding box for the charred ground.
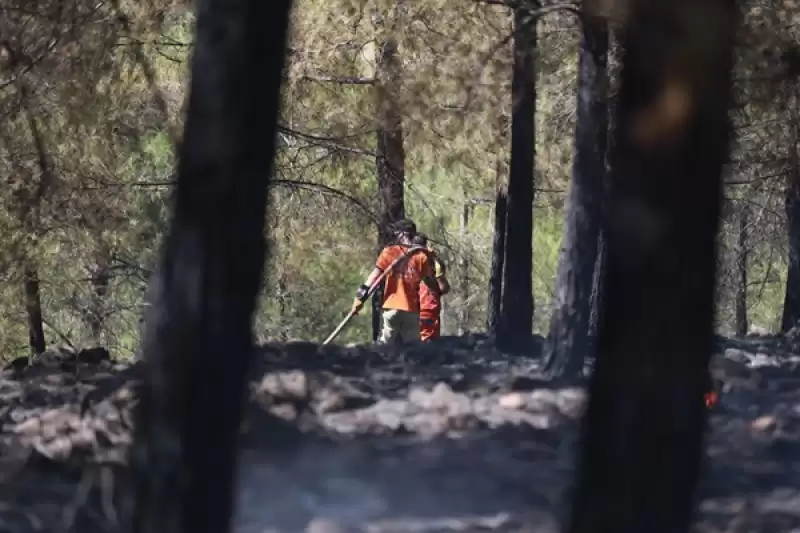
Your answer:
[0,334,798,533]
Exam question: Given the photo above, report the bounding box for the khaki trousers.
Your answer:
[378,308,421,344]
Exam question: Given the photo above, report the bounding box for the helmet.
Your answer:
[391,218,416,236]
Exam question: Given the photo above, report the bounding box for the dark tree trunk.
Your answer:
[782,173,800,332]
[276,230,290,341]
[781,77,800,333]
[23,262,46,356]
[86,240,111,344]
[587,232,606,349]
[112,0,180,146]
[371,285,384,341]
[487,147,508,338]
[458,202,471,334]
[15,86,53,358]
[565,0,737,532]
[497,5,535,352]
[372,17,406,341]
[126,2,294,533]
[735,206,748,336]
[586,31,619,361]
[88,262,110,342]
[542,15,609,378]
[375,37,406,240]
[487,186,508,337]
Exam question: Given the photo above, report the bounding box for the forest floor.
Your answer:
[1,334,799,533]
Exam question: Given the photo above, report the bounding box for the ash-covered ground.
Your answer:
[1,334,799,533]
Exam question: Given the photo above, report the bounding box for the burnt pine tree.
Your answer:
[565,0,737,531]
[125,0,294,532]
[487,159,508,337]
[0,54,47,357]
[587,33,621,356]
[782,72,800,332]
[22,265,45,356]
[735,204,748,336]
[586,232,605,350]
[542,12,609,378]
[371,1,407,340]
[86,236,111,345]
[783,172,800,332]
[14,84,54,357]
[497,2,535,352]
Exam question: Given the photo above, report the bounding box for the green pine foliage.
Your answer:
[0,0,795,359]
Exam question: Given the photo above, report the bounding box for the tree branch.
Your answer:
[277,124,378,157]
[41,317,77,351]
[272,178,379,223]
[475,0,580,17]
[80,177,380,224]
[301,74,375,85]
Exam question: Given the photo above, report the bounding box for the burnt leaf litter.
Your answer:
[0,333,799,532]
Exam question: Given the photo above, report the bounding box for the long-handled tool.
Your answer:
[322,246,425,346]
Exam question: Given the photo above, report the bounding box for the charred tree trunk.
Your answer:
[458,202,471,334]
[542,15,608,377]
[375,37,406,239]
[15,86,53,358]
[497,5,536,352]
[782,174,800,332]
[88,261,110,343]
[276,229,290,341]
[588,31,620,355]
[735,206,748,337]
[371,284,383,342]
[112,0,180,147]
[587,233,606,350]
[126,1,294,533]
[782,86,800,333]
[23,262,45,356]
[566,0,737,532]
[783,174,800,332]
[487,133,509,338]
[86,238,111,344]
[372,12,406,341]
[487,185,508,337]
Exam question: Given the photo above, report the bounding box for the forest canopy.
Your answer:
[0,0,797,360]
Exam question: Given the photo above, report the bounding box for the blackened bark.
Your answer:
[487,120,509,338]
[112,0,179,146]
[23,262,45,356]
[487,178,507,338]
[86,239,111,344]
[497,6,535,352]
[371,284,384,342]
[586,32,619,353]
[586,32,619,357]
[587,232,605,349]
[127,1,294,533]
[782,172,800,332]
[375,34,406,243]
[372,14,407,341]
[735,206,748,336]
[16,86,53,358]
[458,202,471,334]
[276,230,290,341]
[781,63,800,334]
[566,0,737,532]
[542,15,608,378]
[88,262,110,342]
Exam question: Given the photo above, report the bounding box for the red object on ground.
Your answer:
[704,390,719,409]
